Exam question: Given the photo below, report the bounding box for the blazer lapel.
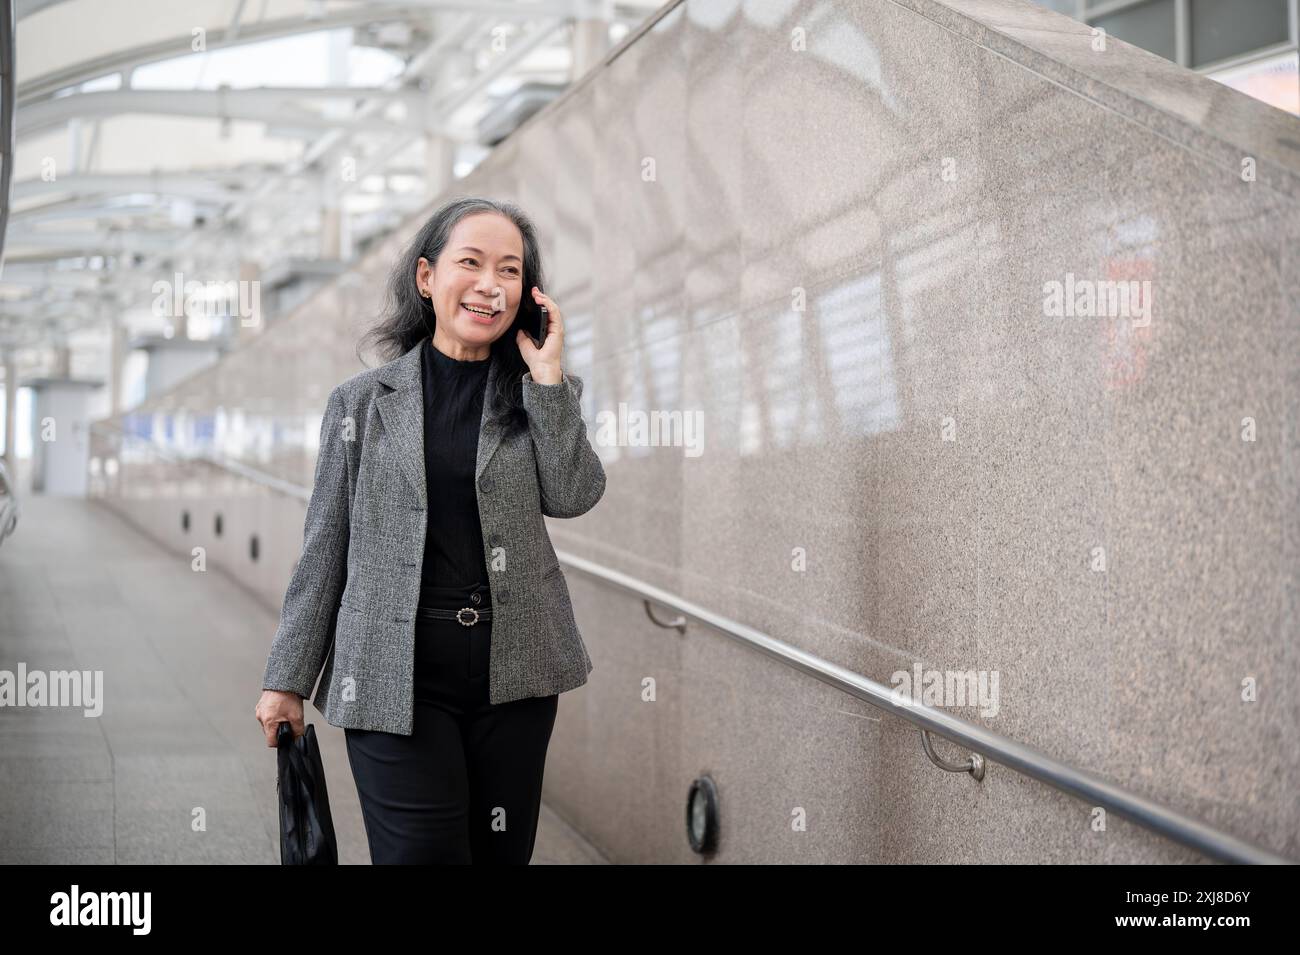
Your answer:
[375,341,426,508]
[475,351,504,483]
[375,339,505,508]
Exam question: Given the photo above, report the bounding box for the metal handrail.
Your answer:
[87,421,310,502]
[553,547,1295,865]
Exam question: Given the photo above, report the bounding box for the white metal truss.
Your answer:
[0,0,654,356]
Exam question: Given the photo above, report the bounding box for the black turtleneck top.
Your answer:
[419,336,493,591]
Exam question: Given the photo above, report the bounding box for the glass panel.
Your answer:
[1207,48,1300,115]
[1191,0,1290,67]
[1033,0,1082,17]
[1091,0,1177,63]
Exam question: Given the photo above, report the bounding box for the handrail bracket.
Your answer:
[920,729,986,782]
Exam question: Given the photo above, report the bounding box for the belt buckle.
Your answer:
[456,606,479,627]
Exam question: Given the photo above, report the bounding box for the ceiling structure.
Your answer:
[0,0,664,359]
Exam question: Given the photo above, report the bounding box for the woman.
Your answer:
[253,197,605,864]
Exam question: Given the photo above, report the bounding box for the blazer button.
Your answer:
[471,593,481,605]
[480,476,494,493]
[497,588,510,605]
[488,533,502,547]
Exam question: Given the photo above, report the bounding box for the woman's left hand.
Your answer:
[517,286,564,385]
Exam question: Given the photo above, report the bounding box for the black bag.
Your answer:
[276,721,339,865]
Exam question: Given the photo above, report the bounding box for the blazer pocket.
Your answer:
[542,563,562,580]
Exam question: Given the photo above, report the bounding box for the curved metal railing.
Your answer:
[553,548,1295,865]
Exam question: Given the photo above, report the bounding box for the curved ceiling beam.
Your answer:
[17,0,648,103]
[17,4,432,104]
[11,170,282,202]
[17,87,424,138]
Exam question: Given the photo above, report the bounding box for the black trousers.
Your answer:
[344,581,559,864]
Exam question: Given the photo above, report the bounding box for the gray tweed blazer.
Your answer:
[261,340,605,735]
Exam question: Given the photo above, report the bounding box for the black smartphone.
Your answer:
[528,285,549,349]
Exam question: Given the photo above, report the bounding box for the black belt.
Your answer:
[416,605,492,627]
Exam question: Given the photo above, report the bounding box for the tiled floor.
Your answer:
[0,495,607,865]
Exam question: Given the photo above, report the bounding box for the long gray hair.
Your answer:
[359,196,547,437]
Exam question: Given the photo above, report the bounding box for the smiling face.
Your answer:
[417,212,525,361]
